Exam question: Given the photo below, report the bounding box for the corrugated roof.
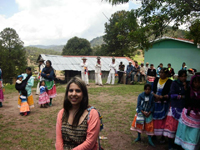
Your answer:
[38,54,135,71]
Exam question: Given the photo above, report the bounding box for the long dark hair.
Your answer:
[63,76,89,126]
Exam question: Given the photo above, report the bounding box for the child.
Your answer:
[15,73,32,91]
[130,84,155,146]
[175,75,200,150]
[39,80,50,108]
[19,90,30,116]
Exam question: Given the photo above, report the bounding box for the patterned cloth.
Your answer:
[18,94,34,108]
[0,81,4,102]
[175,108,200,150]
[19,95,30,114]
[163,107,181,138]
[39,86,50,104]
[130,114,154,135]
[61,111,88,150]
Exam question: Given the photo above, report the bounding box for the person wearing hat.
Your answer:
[36,58,46,95]
[95,56,103,86]
[126,61,134,84]
[118,61,125,84]
[0,67,4,107]
[80,57,89,86]
[106,57,117,85]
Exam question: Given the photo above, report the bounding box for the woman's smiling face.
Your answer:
[68,83,83,106]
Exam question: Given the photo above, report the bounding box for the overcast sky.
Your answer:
[0,0,141,46]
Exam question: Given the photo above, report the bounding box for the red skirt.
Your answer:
[47,85,57,98]
[163,108,179,138]
[153,117,167,136]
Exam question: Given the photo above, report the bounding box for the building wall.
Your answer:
[144,39,200,74]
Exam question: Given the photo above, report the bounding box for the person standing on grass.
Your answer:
[55,76,100,150]
[106,57,117,85]
[95,56,103,86]
[163,70,188,150]
[19,90,30,116]
[18,67,35,109]
[175,75,200,150]
[140,63,146,81]
[41,60,57,106]
[118,61,125,84]
[36,58,45,95]
[130,84,155,147]
[80,57,89,86]
[152,68,172,143]
[147,64,156,87]
[39,80,50,108]
[0,67,4,107]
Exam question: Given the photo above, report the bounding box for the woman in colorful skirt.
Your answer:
[163,70,188,149]
[39,80,50,108]
[152,68,172,142]
[19,90,30,116]
[0,67,4,107]
[175,75,200,150]
[18,67,34,109]
[41,60,57,106]
[130,84,155,146]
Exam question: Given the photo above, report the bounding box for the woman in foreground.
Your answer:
[56,76,100,150]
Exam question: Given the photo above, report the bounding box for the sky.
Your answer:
[0,0,141,46]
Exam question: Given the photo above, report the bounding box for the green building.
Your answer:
[144,37,200,74]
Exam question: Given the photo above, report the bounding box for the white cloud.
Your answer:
[0,0,129,46]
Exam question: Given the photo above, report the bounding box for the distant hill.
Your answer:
[90,36,104,47]
[28,45,64,52]
[25,46,61,65]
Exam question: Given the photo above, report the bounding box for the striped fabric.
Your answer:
[61,112,88,150]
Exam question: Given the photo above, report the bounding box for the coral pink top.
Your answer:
[56,108,100,150]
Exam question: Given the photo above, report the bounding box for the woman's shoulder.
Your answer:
[57,109,64,118]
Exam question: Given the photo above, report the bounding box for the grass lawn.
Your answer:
[0,83,168,150]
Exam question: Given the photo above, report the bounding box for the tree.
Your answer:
[186,19,200,45]
[0,28,27,83]
[62,36,92,56]
[103,10,140,56]
[105,0,200,48]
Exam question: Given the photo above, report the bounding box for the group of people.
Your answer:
[130,68,200,150]
[0,59,57,116]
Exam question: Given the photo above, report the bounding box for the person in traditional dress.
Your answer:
[130,84,155,147]
[18,67,35,109]
[175,75,200,150]
[41,60,57,106]
[0,67,4,107]
[95,56,103,86]
[152,68,172,143]
[140,63,146,81]
[163,70,188,149]
[39,80,50,108]
[19,90,30,116]
[106,57,117,85]
[80,57,89,86]
[36,58,45,95]
[55,76,100,150]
